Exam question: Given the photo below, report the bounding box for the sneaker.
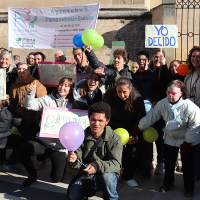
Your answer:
[1,164,21,174]
[22,175,37,187]
[123,179,138,187]
[155,162,164,174]
[35,160,46,170]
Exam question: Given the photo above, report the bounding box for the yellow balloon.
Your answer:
[143,127,158,143]
[114,128,129,145]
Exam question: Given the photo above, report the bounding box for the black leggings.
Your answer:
[16,139,67,183]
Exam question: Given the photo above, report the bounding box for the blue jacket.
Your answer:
[131,69,165,102]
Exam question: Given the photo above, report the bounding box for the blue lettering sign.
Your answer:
[170,36,176,46]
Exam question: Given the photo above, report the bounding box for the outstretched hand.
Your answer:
[28,80,36,92]
[94,67,105,75]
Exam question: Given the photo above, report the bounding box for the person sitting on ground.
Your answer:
[67,102,123,200]
[11,77,75,187]
[138,80,200,197]
[103,76,146,187]
[73,68,119,110]
[0,99,32,172]
[55,50,66,62]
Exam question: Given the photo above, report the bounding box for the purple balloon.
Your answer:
[59,122,85,151]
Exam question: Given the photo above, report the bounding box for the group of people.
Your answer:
[0,45,200,199]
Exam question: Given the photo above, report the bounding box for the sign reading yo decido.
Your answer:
[145,25,178,48]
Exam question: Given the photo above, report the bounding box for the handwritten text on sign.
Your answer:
[40,106,89,138]
[38,62,77,87]
[145,25,178,48]
[0,69,6,100]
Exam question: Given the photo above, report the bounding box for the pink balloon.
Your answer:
[59,122,85,151]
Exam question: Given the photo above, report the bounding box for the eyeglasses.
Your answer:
[166,91,181,95]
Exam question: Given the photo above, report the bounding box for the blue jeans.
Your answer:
[68,172,118,200]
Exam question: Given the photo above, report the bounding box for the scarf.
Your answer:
[165,97,185,125]
[51,93,69,108]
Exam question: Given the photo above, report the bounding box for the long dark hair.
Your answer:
[186,46,200,72]
[167,80,189,99]
[104,77,138,112]
[52,77,75,101]
[77,69,102,99]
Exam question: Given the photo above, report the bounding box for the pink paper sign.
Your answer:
[40,106,89,138]
[38,62,77,87]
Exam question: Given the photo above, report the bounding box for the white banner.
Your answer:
[0,69,6,100]
[8,3,100,49]
[145,25,178,48]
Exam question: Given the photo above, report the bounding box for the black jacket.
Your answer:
[85,50,133,80]
[0,105,32,148]
[103,89,146,134]
[131,69,166,102]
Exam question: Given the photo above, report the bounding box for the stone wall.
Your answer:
[0,0,155,65]
[0,0,173,65]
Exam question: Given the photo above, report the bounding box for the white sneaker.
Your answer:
[123,179,138,187]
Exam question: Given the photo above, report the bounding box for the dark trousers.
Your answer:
[164,144,196,190]
[122,144,137,181]
[154,118,165,163]
[16,139,67,183]
[137,134,153,172]
[1,134,25,165]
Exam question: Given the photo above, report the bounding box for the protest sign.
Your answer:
[38,62,77,87]
[8,3,100,49]
[145,25,178,48]
[0,69,6,100]
[40,106,89,138]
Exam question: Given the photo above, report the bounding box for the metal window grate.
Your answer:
[175,0,200,62]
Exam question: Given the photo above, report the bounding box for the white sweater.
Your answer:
[139,98,200,147]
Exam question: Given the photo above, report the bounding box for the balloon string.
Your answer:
[77,159,87,168]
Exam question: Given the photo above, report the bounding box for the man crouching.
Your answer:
[67,102,123,200]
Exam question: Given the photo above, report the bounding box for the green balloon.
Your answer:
[11,126,22,137]
[91,35,104,49]
[143,127,158,143]
[82,29,98,46]
[114,128,129,145]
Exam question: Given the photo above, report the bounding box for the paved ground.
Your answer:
[0,147,199,200]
